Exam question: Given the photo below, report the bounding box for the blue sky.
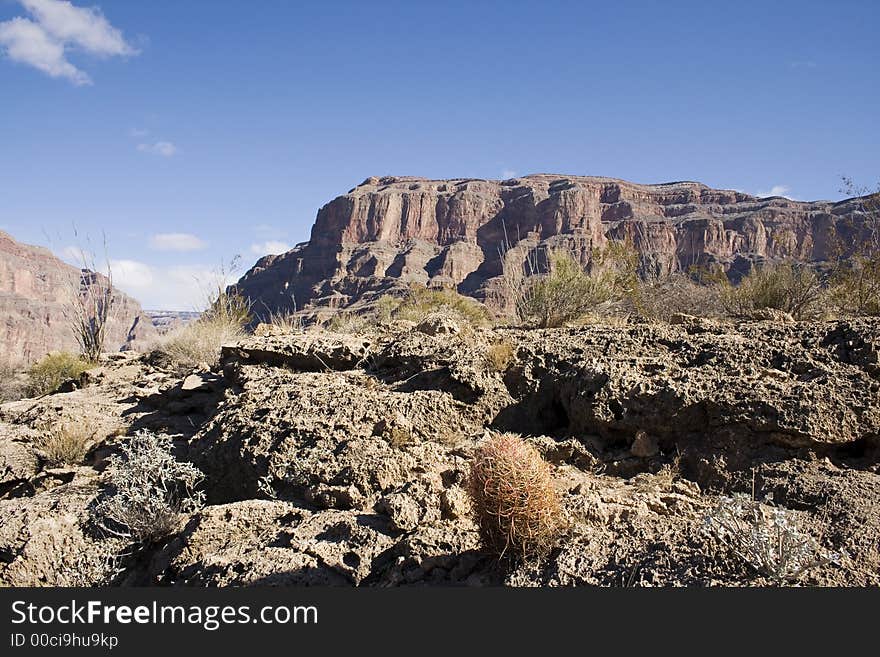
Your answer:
[1,0,878,309]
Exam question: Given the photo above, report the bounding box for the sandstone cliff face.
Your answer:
[0,230,158,364]
[235,174,873,316]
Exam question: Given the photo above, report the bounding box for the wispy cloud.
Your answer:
[501,169,518,179]
[107,259,232,311]
[756,185,791,198]
[137,141,177,157]
[250,240,291,257]
[129,127,149,138]
[149,232,206,252]
[0,0,137,85]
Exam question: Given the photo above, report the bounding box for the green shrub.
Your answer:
[631,271,726,322]
[720,262,825,320]
[27,352,92,397]
[467,433,564,560]
[517,243,635,328]
[0,361,26,403]
[829,254,880,316]
[389,285,492,326]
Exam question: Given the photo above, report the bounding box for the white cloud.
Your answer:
[57,243,95,265]
[105,259,236,311]
[108,258,153,289]
[501,169,518,179]
[757,185,791,198]
[129,127,148,137]
[149,232,206,252]
[0,1,137,85]
[21,0,136,55]
[250,240,291,257]
[137,141,177,157]
[0,17,90,84]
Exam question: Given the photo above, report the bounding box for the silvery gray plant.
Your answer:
[703,493,842,584]
[94,430,205,543]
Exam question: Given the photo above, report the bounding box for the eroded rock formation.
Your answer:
[0,230,158,364]
[234,175,873,317]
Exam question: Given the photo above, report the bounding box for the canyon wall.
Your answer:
[234,175,872,316]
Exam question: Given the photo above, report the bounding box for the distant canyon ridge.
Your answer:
[234,174,874,318]
[0,230,157,365]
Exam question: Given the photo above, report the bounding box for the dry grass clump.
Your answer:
[264,308,305,334]
[158,315,246,369]
[485,339,515,372]
[391,285,493,326]
[720,262,825,321]
[468,433,565,560]
[35,419,97,466]
[26,352,92,397]
[94,430,205,543]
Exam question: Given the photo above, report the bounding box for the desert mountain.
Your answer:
[234,174,873,317]
[0,230,158,364]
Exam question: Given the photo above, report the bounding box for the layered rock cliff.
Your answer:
[234,175,874,317]
[0,230,158,364]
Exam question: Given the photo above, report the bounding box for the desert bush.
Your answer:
[391,285,492,326]
[374,294,402,324]
[720,262,826,321]
[62,239,116,362]
[26,352,92,397]
[829,254,880,316]
[631,270,726,322]
[516,243,635,328]
[94,430,205,543]
[35,419,97,466]
[468,433,564,560]
[0,361,26,403]
[485,339,515,372]
[703,494,841,584]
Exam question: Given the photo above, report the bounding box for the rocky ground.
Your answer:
[1,315,878,587]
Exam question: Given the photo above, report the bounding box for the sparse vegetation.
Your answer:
[631,269,726,322]
[35,419,97,466]
[828,177,880,317]
[156,257,252,369]
[829,254,880,316]
[390,285,492,326]
[516,242,636,328]
[703,494,841,584]
[720,262,826,321]
[62,237,116,362]
[467,433,565,560]
[264,307,304,334]
[485,339,515,372]
[26,352,92,397]
[0,361,26,403]
[94,430,205,543]
[158,315,246,369]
